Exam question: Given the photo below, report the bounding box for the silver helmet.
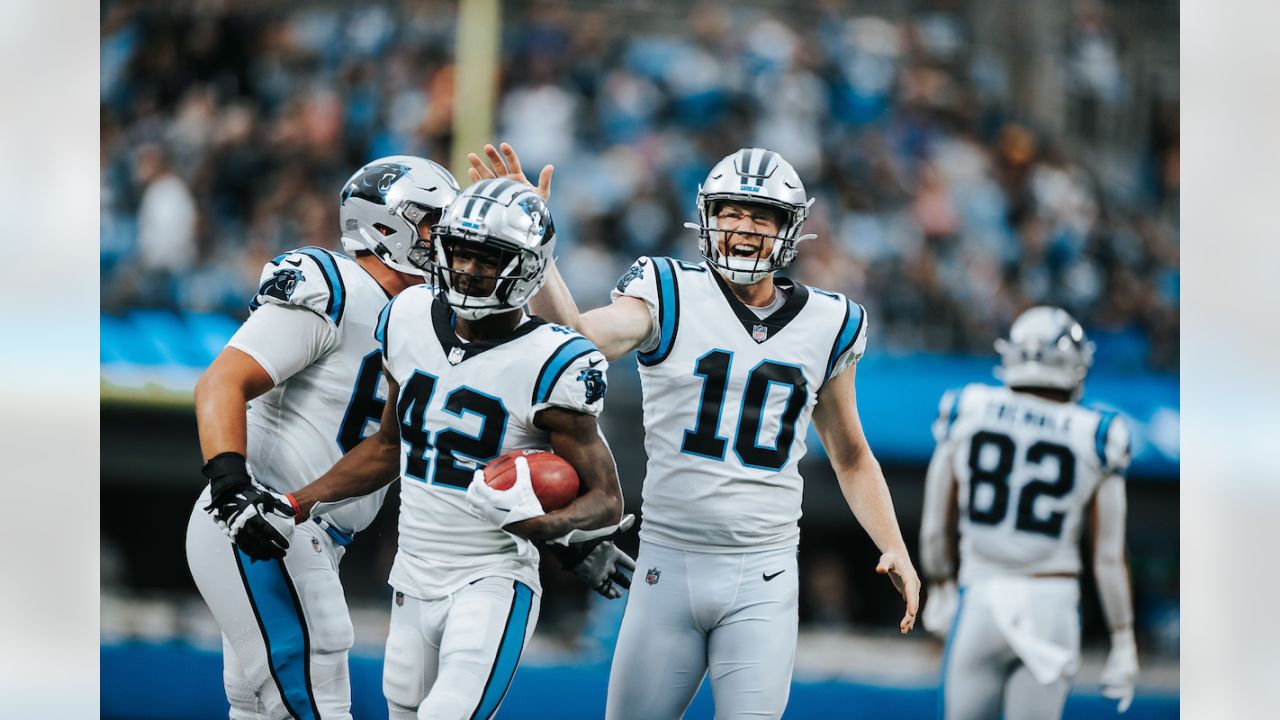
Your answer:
[994,306,1096,401]
[339,156,460,276]
[429,179,556,320]
[684,148,816,285]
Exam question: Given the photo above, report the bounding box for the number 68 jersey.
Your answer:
[934,383,1131,584]
[375,285,608,599]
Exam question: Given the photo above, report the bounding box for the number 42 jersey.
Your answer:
[934,383,1131,584]
[375,285,608,599]
[613,256,868,553]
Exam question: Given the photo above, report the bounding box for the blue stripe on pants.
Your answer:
[470,581,534,720]
[234,548,319,720]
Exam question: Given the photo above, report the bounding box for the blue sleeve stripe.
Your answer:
[944,390,962,441]
[295,247,346,325]
[233,548,320,720]
[1095,410,1117,467]
[637,257,679,366]
[375,297,395,359]
[471,581,534,720]
[825,299,865,378]
[533,336,597,405]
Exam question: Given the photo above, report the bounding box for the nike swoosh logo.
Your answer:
[763,570,785,582]
[588,357,603,368]
[285,258,303,266]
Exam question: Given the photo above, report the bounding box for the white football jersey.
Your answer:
[239,247,397,537]
[934,383,1131,583]
[612,256,868,552]
[376,285,608,599]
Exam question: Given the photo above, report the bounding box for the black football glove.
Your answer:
[547,538,636,600]
[202,452,297,561]
[203,452,255,530]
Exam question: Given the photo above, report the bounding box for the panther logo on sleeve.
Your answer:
[615,259,647,293]
[577,367,607,404]
[258,268,305,303]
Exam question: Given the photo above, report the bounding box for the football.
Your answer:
[483,449,580,512]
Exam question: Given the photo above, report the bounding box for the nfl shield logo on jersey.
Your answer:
[311,537,322,553]
[752,324,769,342]
[395,591,405,607]
[448,346,466,365]
[645,567,661,585]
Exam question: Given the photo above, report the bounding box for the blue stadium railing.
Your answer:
[101,309,1178,479]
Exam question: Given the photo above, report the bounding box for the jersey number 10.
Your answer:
[680,349,807,471]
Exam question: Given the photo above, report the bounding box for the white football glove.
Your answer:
[228,482,298,561]
[546,513,635,547]
[1100,628,1139,713]
[466,456,546,529]
[921,579,959,640]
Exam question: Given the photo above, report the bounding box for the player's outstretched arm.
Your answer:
[465,141,653,359]
[504,407,625,540]
[289,373,404,521]
[813,364,920,634]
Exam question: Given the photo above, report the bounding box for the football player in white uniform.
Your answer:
[918,306,1139,719]
[186,156,459,719]
[231,179,632,720]
[475,146,921,720]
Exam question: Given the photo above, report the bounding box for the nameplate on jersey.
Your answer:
[448,346,466,365]
[751,324,769,343]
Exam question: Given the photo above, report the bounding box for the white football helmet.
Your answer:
[684,148,816,285]
[429,178,555,320]
[339,155,460,276]
[995,306,1096,401]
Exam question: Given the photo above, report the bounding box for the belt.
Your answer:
[312,517,354,546]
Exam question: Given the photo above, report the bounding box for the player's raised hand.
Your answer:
[876,551,921,634]
[466,142,554,202]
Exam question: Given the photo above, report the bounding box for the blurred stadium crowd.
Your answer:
[100,0,1178,373]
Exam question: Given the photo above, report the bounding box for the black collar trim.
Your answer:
[430,295,546,362]
[708,267,809,343]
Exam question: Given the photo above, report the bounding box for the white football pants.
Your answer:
[383,576,540,720]
[186,488,355,720]
[940,576,1081,720]
[606,540,799,720]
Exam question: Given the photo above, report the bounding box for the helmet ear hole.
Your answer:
[372,223,395,237]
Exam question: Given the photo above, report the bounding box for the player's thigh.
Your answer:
[187,495,349,720]
[420,577,540,720]
[606,542,707,720]
[706,549,799,720]
[941,589,1009,720]
[383,592,443,717]
[1004,664,1070,720]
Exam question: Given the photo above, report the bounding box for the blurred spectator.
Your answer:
[99,0,1178,373]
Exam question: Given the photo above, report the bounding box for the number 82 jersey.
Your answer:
[934,383,1131,583]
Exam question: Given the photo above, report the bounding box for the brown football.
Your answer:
[483,449,580,512]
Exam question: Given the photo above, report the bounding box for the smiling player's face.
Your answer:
[714,202,782,262]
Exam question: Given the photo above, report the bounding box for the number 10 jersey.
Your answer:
[613,256,868,553]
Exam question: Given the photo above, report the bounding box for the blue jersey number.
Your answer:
[396,370,509,490]
[680,349,807,471]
